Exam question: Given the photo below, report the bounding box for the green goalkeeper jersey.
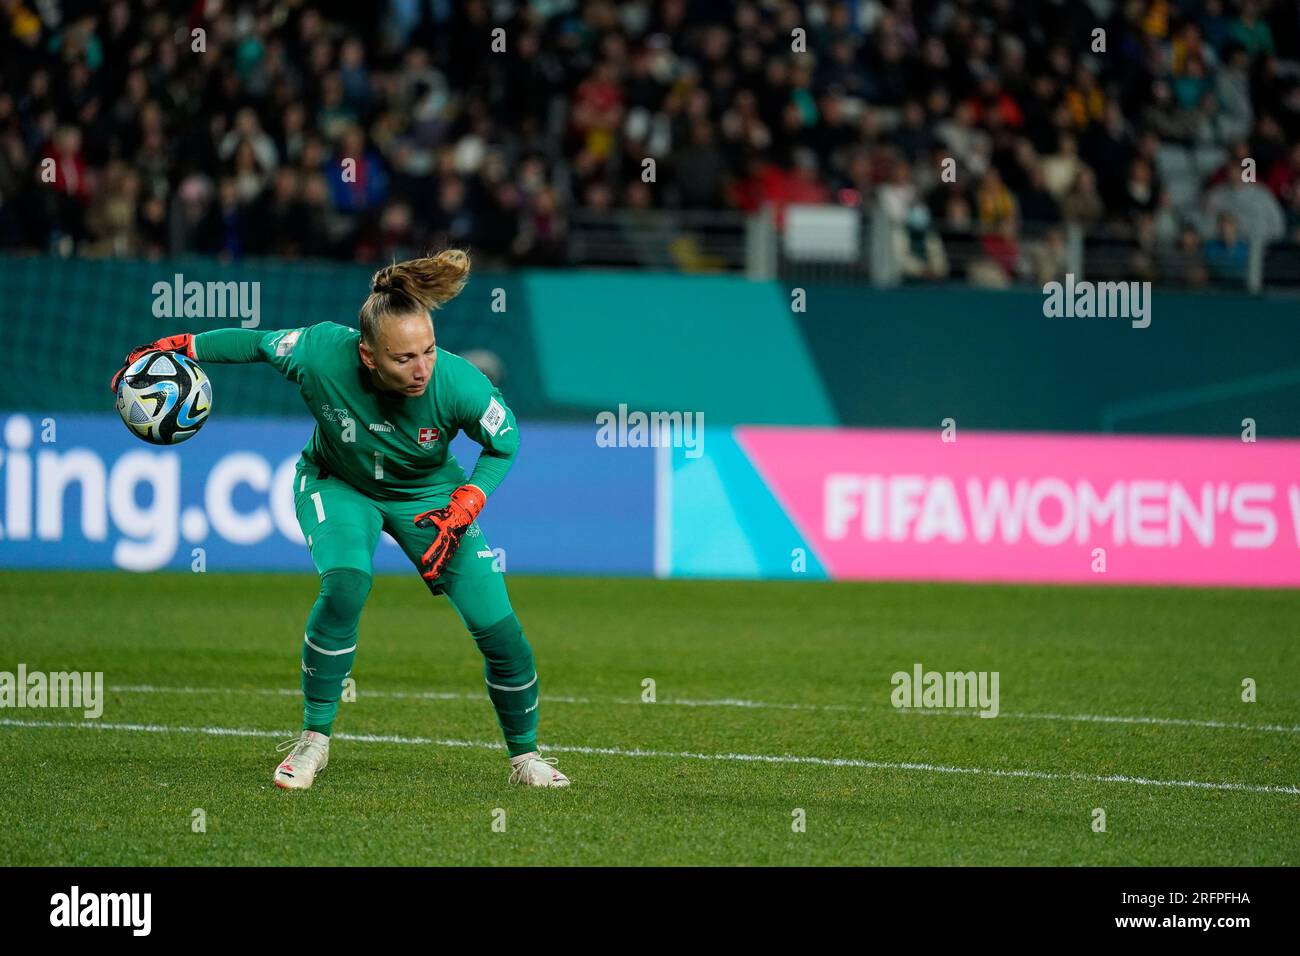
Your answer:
[193,322,518,500]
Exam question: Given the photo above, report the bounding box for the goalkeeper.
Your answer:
[109,250,568,790]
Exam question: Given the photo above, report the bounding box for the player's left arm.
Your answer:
[454,361,520,500]
[410,360,520,581]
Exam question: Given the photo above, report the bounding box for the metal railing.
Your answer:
[565,205,1292,294]
[565,208,750,272]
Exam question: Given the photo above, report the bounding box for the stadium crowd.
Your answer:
[0,0,1298,283]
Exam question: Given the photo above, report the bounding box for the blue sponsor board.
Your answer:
[0,414,654,575]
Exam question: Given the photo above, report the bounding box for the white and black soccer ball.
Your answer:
[115,350,213,445]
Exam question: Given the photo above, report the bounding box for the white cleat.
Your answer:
[273,730,330,790]
[508,751,570,788]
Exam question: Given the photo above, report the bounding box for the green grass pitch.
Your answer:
[0,570,1296,866]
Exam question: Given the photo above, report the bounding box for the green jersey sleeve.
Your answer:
[192,324,349,384]
[445,352,519,497]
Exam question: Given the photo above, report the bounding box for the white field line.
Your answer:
[1,716,1296,796]
[104,683,1300,735]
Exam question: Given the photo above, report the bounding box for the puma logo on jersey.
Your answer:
[368,420,394,433]
[498,424,513,436]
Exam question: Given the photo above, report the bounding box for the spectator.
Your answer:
[1204,212,1249,283]
[219,108,279,174]
[0,0,1294,278]
[1230,1,1275,57]
[1041,133,1086,201]
[1158,224,1210,286]
[1017,165,1061,225]
[976,167,1017,232]
[1118,158,1162,222]
[198,177,249,261]
[672,119,729,209]
[1060,168,1105,227]
[328,125,389,215]
[249,166,308,257]
[1203,176,1286,244]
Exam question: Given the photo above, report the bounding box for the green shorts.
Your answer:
[292,457,513,633]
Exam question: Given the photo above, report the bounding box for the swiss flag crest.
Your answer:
[417,427,439,447]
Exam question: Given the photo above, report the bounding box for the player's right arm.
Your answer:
[191,327,313,383]
[110,326,326,391]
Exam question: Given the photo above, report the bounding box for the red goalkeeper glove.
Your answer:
[109,333,196,393]
[413,484,487,581]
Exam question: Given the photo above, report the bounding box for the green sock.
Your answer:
[298,568,369,739]
[304,695,336,736]
[474,614,539,757]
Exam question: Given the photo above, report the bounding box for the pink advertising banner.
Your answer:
[734,427,1300,587]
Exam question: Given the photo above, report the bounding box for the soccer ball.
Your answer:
[115,350,213,445]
